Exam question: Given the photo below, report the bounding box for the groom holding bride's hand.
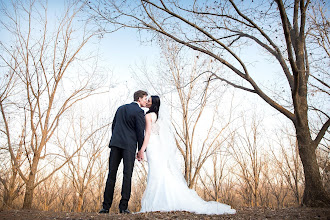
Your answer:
[136,145,145,162]
[99,90,148,214]
[100,91,236,215]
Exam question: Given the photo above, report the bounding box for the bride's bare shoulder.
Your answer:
[146,112,157,121]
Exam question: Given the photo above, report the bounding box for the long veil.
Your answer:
[156,103,187,185]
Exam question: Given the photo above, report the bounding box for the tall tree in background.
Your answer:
[272,128,304,205]
[0,0,102,209]
[230,115,265,207]
[59,113,109,212]
[132,40,233,188]
[0,66,25,208]
[88,0,330,206]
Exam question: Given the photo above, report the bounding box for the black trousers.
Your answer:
[102,146,135,210]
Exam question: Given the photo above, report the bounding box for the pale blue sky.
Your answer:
[0,0,313,134]
[0,0,288,119]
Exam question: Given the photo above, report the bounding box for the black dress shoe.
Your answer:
[99,208,109,213]
[119,208,130,214]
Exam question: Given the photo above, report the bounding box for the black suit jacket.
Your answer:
[109,102,145,153]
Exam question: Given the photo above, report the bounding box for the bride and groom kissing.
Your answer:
[99,90,236,215]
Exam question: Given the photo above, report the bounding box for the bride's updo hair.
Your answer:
[146,95,160,119]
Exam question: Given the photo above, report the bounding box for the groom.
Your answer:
[99,90,148,214]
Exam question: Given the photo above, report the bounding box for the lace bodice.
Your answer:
[149,112,160,135]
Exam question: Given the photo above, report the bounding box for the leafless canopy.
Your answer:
[87,0,330,206]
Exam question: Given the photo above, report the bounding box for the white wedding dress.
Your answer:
[140,112,236,215]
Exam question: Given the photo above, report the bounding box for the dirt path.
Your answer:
[1,207,329,219]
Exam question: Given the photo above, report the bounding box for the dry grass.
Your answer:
[0,207,330,220]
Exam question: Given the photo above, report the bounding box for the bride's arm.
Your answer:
[141,113,152,151]
[137,113,152,160]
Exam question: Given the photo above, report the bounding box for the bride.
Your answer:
[136,95,236,215]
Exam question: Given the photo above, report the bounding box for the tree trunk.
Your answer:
[294,98,330,207]
[296,128,330,207]
[3,175,17,208]
[291,74,330,207]
[23,172,36,209]
[77,193,83,212]
[22,154,40,209]
[3,189,14,208]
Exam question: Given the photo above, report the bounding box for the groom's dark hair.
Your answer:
[134,90,148,101]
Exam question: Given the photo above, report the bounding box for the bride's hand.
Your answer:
[136,150,144,161]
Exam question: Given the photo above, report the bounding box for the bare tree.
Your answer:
[0,94,25,209]
[262,156,290,208]
[169,60,227,189]
[0,50,26,209]
[132,40,233,189]
[198,150,234,204]
[129,160,148,212]
[0,157,25,209]
[87,149,109,212]
[317,149,330,193]
[307,2,330,97]
[0,0,103,209]
[34,173,60,211]
[271,128,304,206]
[88,0,330,206]
[59,112,110,212]
[230,115,265,207]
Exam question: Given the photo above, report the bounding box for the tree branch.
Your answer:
[313,118,330,150]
